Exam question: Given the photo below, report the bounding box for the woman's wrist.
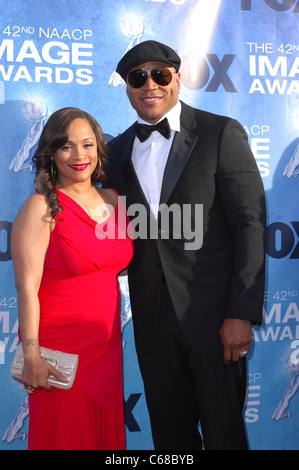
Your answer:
[23,338,40,359]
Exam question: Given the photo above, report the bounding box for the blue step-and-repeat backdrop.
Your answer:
[0,0,298,450]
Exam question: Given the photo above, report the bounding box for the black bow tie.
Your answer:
[135,118,171,143]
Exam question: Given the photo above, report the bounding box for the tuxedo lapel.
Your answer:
[116,102,198,209]
[159,102,198,205]
[118,125,150,209]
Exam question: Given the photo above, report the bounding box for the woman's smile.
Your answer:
[68,163,90,171]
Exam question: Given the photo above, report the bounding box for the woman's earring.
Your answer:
[50,159,56,184]
[96,160,102,180]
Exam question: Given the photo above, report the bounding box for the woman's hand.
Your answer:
[22,353,69,392]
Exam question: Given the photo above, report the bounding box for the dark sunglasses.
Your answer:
[126,67,177,89]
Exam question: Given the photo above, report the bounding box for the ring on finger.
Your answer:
[239,350,248,358]
[25,386,35,394]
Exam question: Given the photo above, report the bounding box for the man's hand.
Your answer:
[220,318,252,365]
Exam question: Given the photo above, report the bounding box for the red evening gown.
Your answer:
[27,189,134,450]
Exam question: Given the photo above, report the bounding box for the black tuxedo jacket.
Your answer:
[106,101,266,356]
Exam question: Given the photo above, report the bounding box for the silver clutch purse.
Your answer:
[11,343,79,390]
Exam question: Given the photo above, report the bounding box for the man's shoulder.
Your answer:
[107,123,136,149]
[182,101,231,124]
[180,101,232,136]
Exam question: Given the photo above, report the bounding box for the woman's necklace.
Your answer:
[63,187,97,219]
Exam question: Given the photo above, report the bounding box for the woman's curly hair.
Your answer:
[32,107,107,220]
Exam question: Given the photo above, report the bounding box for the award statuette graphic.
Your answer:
[109,14,144,87]
[272,354,299,421]
[9,98,48,173]
[2,395,29,444]
[283,143,299,178]
[118,275,132,348]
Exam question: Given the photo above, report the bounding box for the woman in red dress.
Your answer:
[11,108,134,450]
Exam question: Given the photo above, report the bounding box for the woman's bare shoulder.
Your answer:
[97,187,119,208]
[14,193,52,226]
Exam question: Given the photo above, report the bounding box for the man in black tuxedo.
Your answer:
[106,40,266,450]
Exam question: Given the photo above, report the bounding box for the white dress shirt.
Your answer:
[132,101,181,218]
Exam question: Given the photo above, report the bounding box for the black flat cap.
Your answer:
[116,40,181,81]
